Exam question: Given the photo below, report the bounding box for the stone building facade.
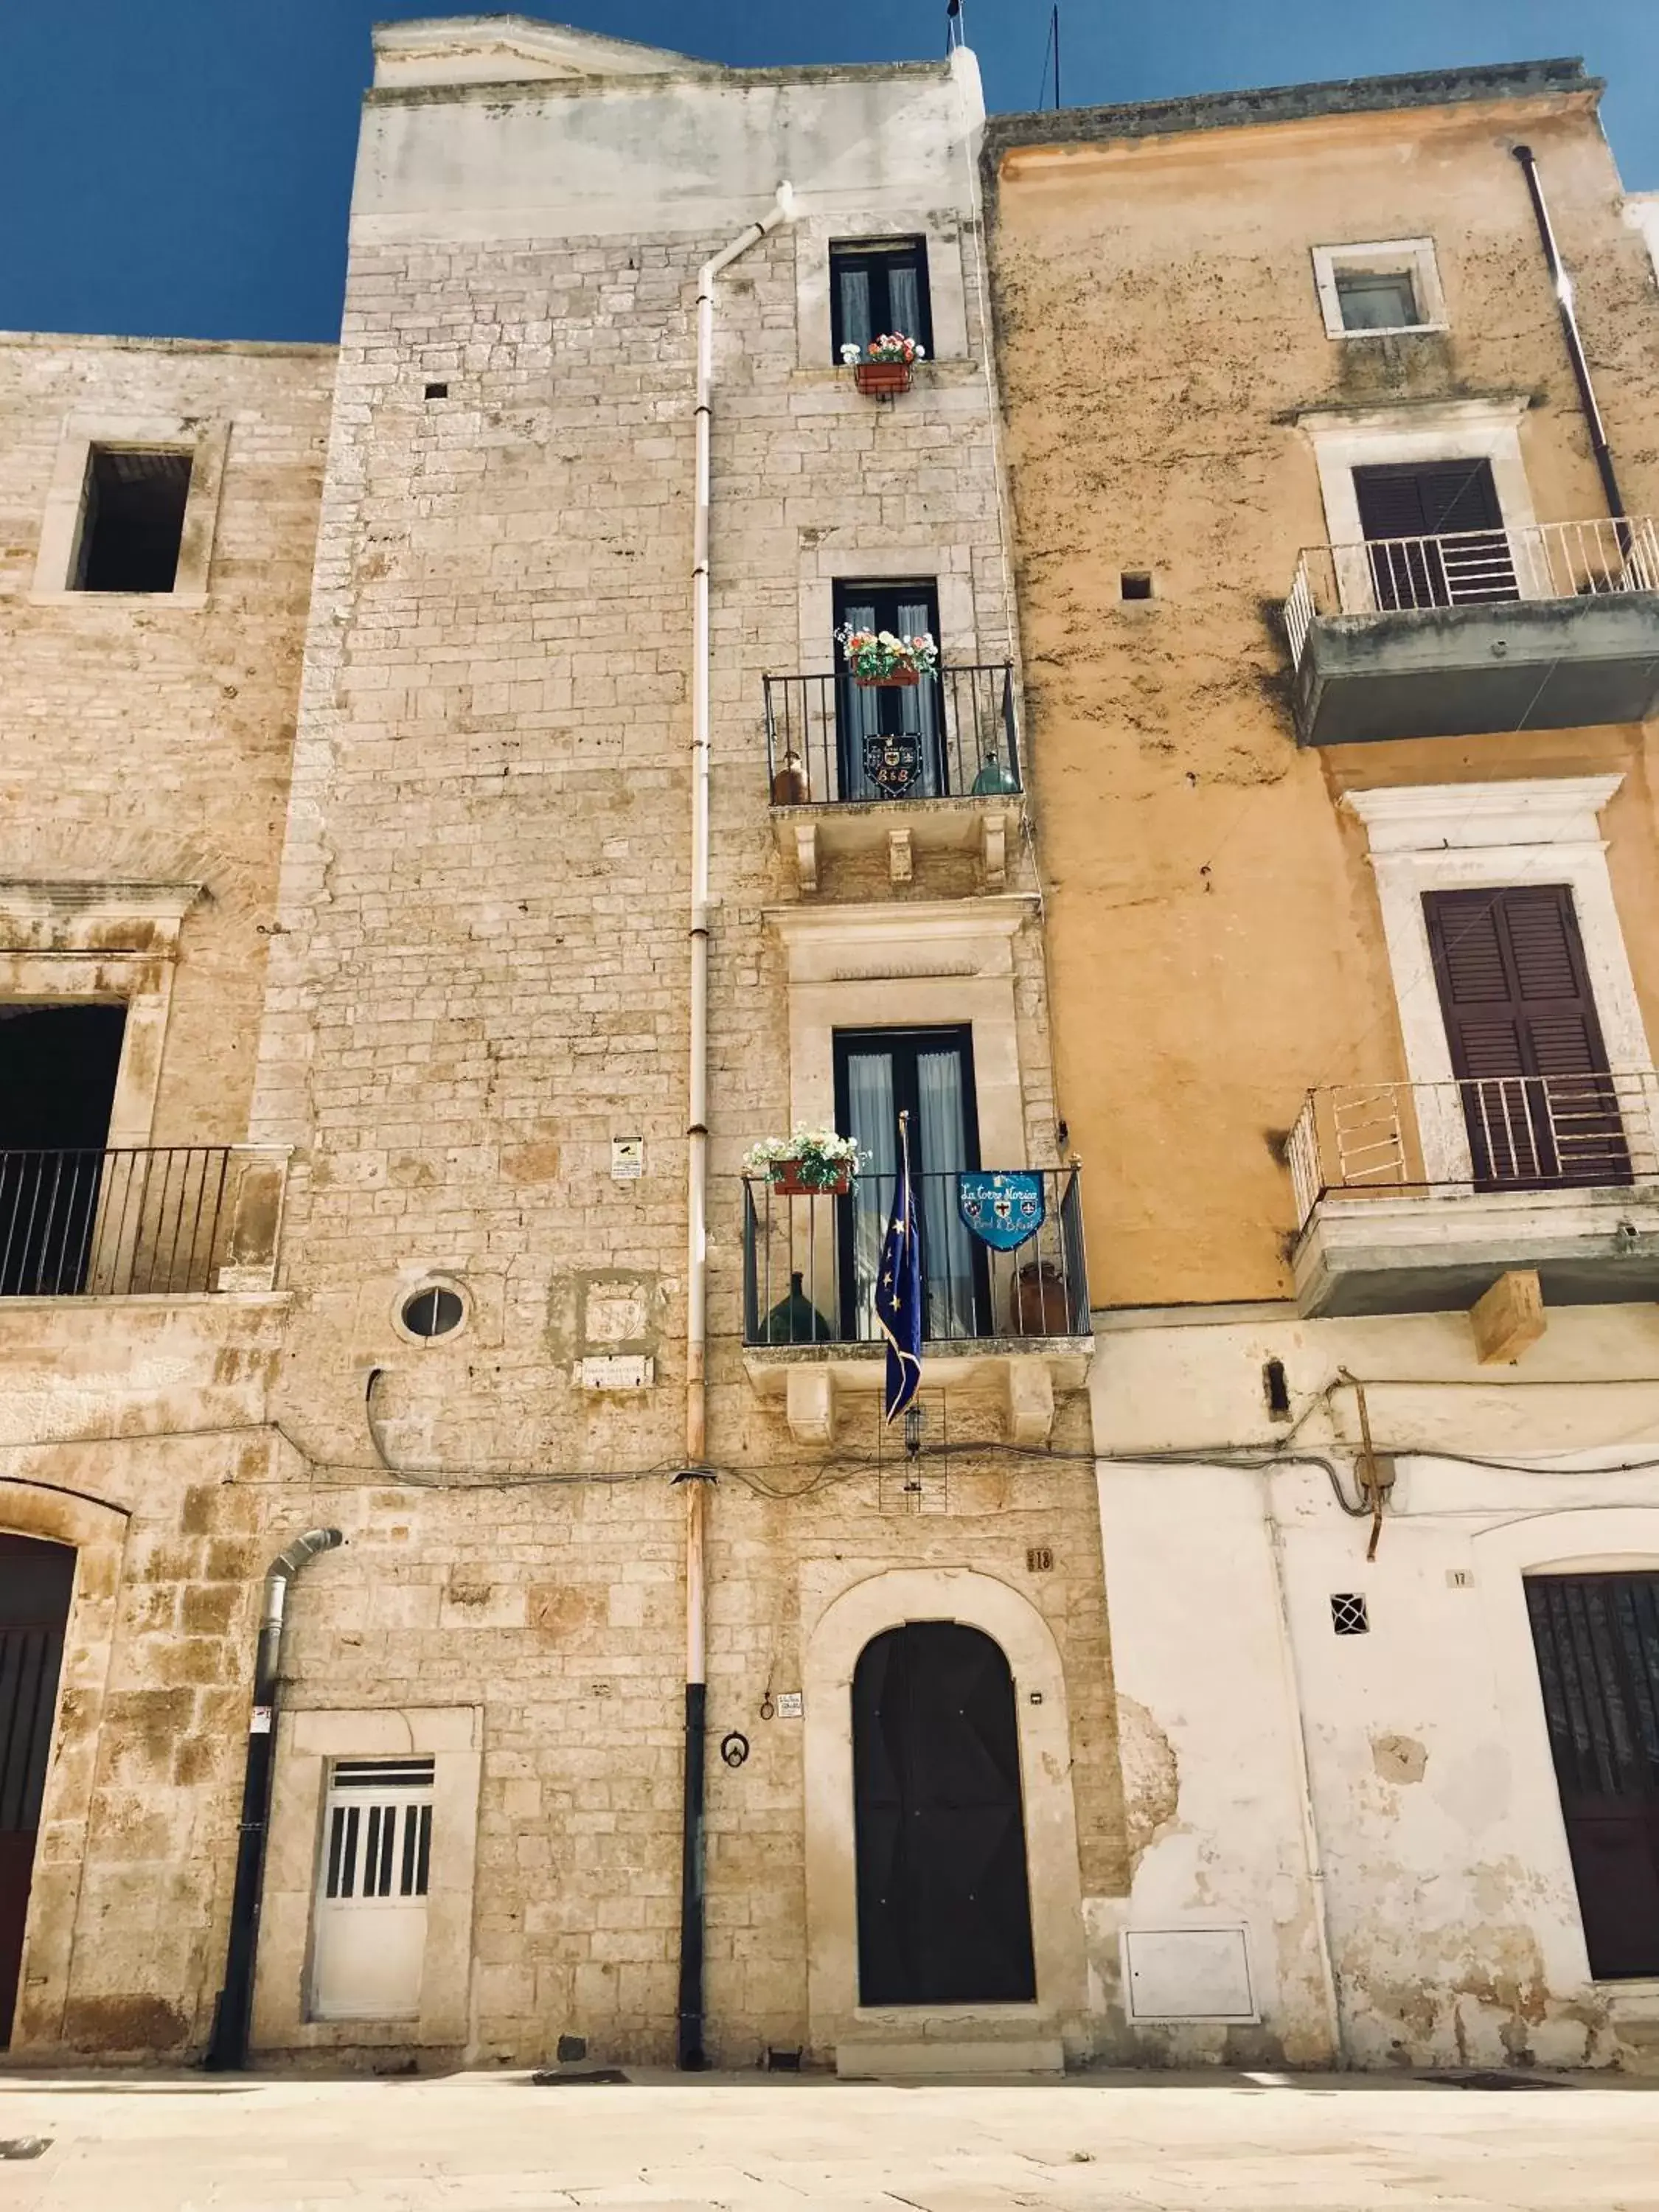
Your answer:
[10,21,1659,2086]
[1,19,1116,2073]
[0,332,334,2053]
[986,63,1659,2070]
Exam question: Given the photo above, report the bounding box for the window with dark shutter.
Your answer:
[1424,884,1630,1188]
[1352,458,1517,609]
[1526,1573,1659,1979]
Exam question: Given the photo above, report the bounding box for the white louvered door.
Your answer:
[310,1758,434,2021]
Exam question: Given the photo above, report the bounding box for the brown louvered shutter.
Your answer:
[1424,885,1630,1186]
[1352,459,1516,608]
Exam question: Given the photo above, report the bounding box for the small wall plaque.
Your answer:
[611,1138,644,1180]
[774,1691,803,1719]
[577,1354,654,1391]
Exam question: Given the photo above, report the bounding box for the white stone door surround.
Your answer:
[1343,778,1646,1183]
[1474,1505,1659,2005]
[801,1566,1088,2061]
[1300,396,1539,613]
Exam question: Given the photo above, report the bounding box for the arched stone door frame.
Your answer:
[802,1566,1088,2063]
[0,1479,129,2051]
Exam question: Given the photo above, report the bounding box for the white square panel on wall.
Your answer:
[1121,1925,1257,2022]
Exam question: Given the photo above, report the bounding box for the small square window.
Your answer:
[1312,240,1444,340]
[830,237,933,364]
[1330,1592,1370,1637]
[1335,267,1420,333]
[1120,571,1154,602]
[72,446,192,593]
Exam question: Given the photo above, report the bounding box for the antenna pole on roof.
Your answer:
[946,0,964,54]
[1053,6,1061,108]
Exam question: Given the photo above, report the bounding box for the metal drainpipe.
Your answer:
[204,1526,344,2070]
[678,181,796,2076]
[1512,145,1627,521]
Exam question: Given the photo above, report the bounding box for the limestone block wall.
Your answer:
[227,48,1122,2069]
[0,335,334,1142]
[0,1301,300,2060]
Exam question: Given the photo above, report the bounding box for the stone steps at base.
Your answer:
[835,2037,1065,2079]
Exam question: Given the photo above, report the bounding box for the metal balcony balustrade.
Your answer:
[762,663,1021,807]
[0,1146,285,1298]
[741,1166,1087,1349]
[1287,1072,1659,1229]
[1283,517,1659,743]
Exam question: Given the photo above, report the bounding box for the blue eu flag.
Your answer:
[874,1112,923,1422]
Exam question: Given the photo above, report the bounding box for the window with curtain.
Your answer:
[829,239,933,363]
[833,1027,982,1342]
[832,580,944,803]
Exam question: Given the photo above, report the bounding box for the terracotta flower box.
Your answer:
[854,359,913,397]
[770,1158,852,1198]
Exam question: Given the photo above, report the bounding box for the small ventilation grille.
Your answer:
[1330,1593,1370,1636]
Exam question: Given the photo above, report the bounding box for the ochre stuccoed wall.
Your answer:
[987,91,1659,1307]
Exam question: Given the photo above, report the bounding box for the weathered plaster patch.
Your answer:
[1117,1694,1179,1872]
[1371,1731,1427,1784]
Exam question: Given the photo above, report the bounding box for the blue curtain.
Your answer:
[844,1051,897,1340]
[916,1048,975,1338]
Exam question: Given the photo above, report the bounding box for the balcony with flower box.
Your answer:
[739,1164,1090,1444]
[1284,516,1659,745]
[1287,1073,1659,1318]
[763,653,1024,894]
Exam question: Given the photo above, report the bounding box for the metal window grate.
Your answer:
[1331,1593,1370,1636]
[333,1759,434,1790]
[323,1759,434,1902]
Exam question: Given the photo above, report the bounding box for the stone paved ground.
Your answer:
[2,2070,1658,2211]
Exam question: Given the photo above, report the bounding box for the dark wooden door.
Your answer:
[1353,458,1517,608]
[852,1621,1036,2006]
[1526,1573,1659,1978]
[1424,886,1629,1189]
[0,1534,76,2045]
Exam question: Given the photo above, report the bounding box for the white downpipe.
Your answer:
[677,180,796,2074]
[685,175,795,1610]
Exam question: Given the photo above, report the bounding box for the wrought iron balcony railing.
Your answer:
[1285,515,1659,669]
[762,663,1021,807]
[1287,1073,1659,1234]
[742,1166,1086,1348]
[0,1146,287,1298]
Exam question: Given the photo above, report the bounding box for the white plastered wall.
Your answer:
[1091,1458,1338,2065]
[1091,1306,1659,2071]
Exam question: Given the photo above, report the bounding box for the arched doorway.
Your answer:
[852,1621,1036,2006]
[0,1534,75,2044]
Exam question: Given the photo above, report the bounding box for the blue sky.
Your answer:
[1,0,1653,343]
